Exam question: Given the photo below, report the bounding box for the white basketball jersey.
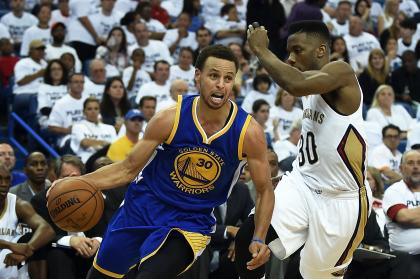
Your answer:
[294,91,368,192]
[0,193,18,241]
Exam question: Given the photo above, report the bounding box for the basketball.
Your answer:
[47,177,104,232]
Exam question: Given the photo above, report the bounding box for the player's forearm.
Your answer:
[0,240,13,249]
[28,222,55,250]
[253,48,306,96]
[253,185,274,241]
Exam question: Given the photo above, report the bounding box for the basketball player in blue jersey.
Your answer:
[235,21,372,278]
[50,45,275,279]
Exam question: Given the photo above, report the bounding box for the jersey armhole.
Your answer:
[164,95,183,145]
[238,115,252,161]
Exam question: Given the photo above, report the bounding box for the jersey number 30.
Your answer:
[298,132,319,166]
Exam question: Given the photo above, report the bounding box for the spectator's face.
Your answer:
[402,52,417,73]
[11,0,24,13]
[332,38,346,54]
[30,46,46,61]
[38,5,51,24]
[0,168,11,206]
[154,63,170,83]
[101,0,116,12]
[401,152,420,186]
[110,29,123,45]
[239,163,251,182]
[376,87,394,108]
[131,50,145,64]
[0,144,16,171]
[280,91,295,110]
[52,25,66,44]
[69,75,85,95]
[253,104,270,126]
[140,6,152,20]
[49,62,64,83]
[125,117,143,135]
[268,151,279,180]
[257,81,269,93]
[385,38,397,53]
[336,3,352,21]
[227,7,238,21]
[61,53,75,71]
[25,152,48,185]
[107,80,125,101]
[383,128,400,151]
[139,100,156,121]
[134,23,149,43]
[59,163,81,178]
[400,27,414,39]
[196,30,211,48]
[356,0,368,15]
[229,44,243,59]
[177,13,191,29]
[178,50,193,69]
[349,16,363,36]
[370,53,384,70]
[170,81,189,99]
[84,101,100,123]
[58,0,69,15]
[366,170,377,192]
[0,39,13,55]
[90,62,106,83]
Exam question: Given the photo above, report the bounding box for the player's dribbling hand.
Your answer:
[247,241,270,270]
[247,22,269,55]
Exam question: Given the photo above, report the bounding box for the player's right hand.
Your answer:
[247,241,271,270]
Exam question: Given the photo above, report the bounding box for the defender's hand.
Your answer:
[247,23,269,55]
[247,241,270,270]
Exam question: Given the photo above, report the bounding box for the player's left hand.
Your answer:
[247,241,270,270]
[247,23,269,55]
[4,253,26,267]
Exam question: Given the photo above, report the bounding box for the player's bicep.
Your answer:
[16,199,47,230]
[243,120,272,193]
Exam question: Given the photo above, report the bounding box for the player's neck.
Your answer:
[197,98,232,128]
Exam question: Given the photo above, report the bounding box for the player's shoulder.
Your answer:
[322,60,354,74]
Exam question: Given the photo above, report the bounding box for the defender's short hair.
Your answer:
[288,20,331,46]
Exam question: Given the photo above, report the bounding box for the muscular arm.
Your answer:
[48,125,71,136]
[394,206,420,227]
[16,199,55,251]
[80,107,176,190]
[17,69,45,86]
[243,119,275,241]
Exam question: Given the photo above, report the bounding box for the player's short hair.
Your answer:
[288,20,331,46]
[195,45,238,72]
[382,124,401,138]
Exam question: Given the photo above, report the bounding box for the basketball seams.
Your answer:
[51,190,96,223]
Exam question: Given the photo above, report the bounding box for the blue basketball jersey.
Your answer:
[127,95,251,213]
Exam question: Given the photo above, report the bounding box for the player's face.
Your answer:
[0,168,11,205]
[84,101,100,123]
[0,144,15,171]
[195,57,236,109]
[25,153,48,184]
[401,152,420,185]
[286,33,321,71]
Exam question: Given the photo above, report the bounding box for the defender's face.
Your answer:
[195,57,236,109]
[286,33,319,71]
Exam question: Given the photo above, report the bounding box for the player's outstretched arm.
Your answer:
[243,118,274,269]
[81,106,176,190]
[247,25,354,96]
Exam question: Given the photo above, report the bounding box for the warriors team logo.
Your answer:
[170,148,223,194]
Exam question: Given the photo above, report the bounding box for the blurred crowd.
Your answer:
[0,0,419,278]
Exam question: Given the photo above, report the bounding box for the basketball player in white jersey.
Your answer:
[235,21,372,279]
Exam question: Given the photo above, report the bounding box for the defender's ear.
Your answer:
[317,44,328,58]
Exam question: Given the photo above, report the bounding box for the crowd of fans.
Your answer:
[0,0,419,278]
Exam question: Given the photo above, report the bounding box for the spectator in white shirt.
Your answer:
[0,23,11,40]
[70,97,117,162]
[169,47,196,95]
[241,74,275,113]
[366,85,415,139]
[193,26,213,64]
[37,59,69,130]
[136,59,171,104]
[128,22,172,73]
[50,0,71,28]
[407,122,420,151]
[122,48,151,104]
[0,0,38,52]
[370,124,403,183]
[83,59,107,100]
[397,18,417,56]
[13,40,47,128]
[45,22,82,73]
[90,0,123,42]
[378,0,399,35]
[136,1,167,40]
[48,73,86,150]
[273,118,301,163]
[330,0,352,36]
[120,11,140,47]
[163,12,198,63]
[20,3,51,57]
[344,15,381,72]
[60,52,77,76]
[156,79,188,112]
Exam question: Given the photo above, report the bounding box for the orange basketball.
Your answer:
[47,177,104,232]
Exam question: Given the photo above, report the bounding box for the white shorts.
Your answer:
[268,170,372,279]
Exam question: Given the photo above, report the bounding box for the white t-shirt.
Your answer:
[397,38,417,56]
[156,97,177,113]
[20,25,51,56]
[383,180,420,254]
[37,84,68,112]
[70,119,117,162]
[399,0,419,17]
[205,17,246,46]
[122,66,151,99]
[135,81,170,104]
[366,105,415,132]
[269,106,303,140]
[169,65,196,94]
[201,0,224,22]
[0,23,11,39]
[50,10,71,28]
[48,94,86,146]
[0,12,38,44]
[369,143,402,172]
[162,29,197,62]
[128,40,173,73]
[241,90,276,114]
[406,122,420,151]
[83,78,105,100]
[122,26,136,46]
[44,44,82,72]
[67,0,100,45]
[90,10,123,40]
[161,0,184,18]
[344,32,381,72]
[330,19,349,37]
[114,0,137,15]
[142,18,167,33]
[13,58,47,95]
[273,139,298,162]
